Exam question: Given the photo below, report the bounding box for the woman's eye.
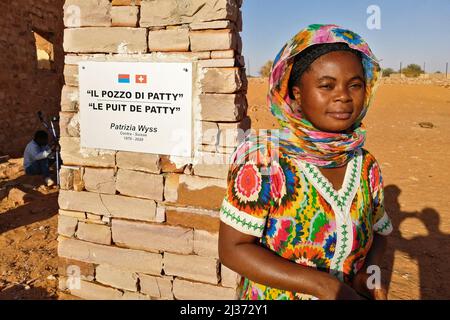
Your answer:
[319,84,332,89]
[350,83,363,89]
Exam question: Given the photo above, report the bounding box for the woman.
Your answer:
[218,24,392,300]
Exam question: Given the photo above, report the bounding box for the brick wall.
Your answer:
[0,0,64,157]
[57,0,247,300]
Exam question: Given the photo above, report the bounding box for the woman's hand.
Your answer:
[351,234,389,300]
[373,287,388,300]
[318,273,365,300]
[351,269,388,300]
[220,222,365,300]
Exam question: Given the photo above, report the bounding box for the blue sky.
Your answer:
[241,0,450,76]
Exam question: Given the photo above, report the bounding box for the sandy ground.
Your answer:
[0,160,75,300]
[0,79,449,300]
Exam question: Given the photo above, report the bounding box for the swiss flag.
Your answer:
[135,74,147,84]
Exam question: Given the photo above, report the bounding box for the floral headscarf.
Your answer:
[232,24,382,169]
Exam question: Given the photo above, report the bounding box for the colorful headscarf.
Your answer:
[232,24,381,169]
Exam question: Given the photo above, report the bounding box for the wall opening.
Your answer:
[33,30,55,71]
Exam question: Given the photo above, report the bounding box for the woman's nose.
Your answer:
[334,86,352,103]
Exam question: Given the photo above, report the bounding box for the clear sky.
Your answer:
[241,0,450,76]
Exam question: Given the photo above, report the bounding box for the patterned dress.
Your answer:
[219,148,393,300]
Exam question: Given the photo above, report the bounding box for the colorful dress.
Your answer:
[219,148,393,300]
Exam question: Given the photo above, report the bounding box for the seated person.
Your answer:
[23,130,56,187]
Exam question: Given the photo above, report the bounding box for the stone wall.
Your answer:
[382,73,450,87]
[0,0,64,157]
[57,0,248,300]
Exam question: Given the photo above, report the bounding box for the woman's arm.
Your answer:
[219,222,363,300]
[351,234,389,299]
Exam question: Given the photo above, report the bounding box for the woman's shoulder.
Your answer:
[360,148,385,195]
[360,148,382,171]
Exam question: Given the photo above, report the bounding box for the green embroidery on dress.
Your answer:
[303,154,360,270]
[377,218,391,233]
[221,206,264,232]
[335,225,349,265]
[304,156,359,209]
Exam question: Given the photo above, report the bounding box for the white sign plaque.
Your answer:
[79,61,193,157]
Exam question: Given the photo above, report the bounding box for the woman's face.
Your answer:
[291,50,366,133]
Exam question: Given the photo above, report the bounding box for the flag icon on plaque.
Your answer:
[136,74,147,84]
[118,74,130,83]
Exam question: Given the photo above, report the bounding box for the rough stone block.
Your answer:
[59,112,80,138]
[59,190,108,216]
[112,219,193,254]
[221,265,241,288]
[59,209,86,220]
[58,237,162,275]
[140,0,239,27]
[202,67,243,93]
[155,206,166,223]
[102,194,157,222]
[64,64,79,86]
[83,168,116,194]
[211,50,235,59]
[60,137,115,168]
[69,280,123,300]
[76,222,112,245]
[169,174,227,210]
[111,6,139,27]
[148,29,190,52]
[198,59,235,68]
[160,156,186,173]
[163,174,180,203]
[200,121,219,145]
[139,274,173,299]
[96,265,138,291]
[59,190,158,222]
[64,0,111,27]
[116,151,160,173]
[190,30,236,52]
[121,292,151,300]
[116,169,164,200]
[61,85,79,112]
[163,253,219,284]
[193,152,229,179]
[190,20,231,30]
[165,206,220,233]
[173,278,237,300]
[58,257,95,281]
[112,0,141,5]
[200,94,247,122]
[58,215,79,238]
[194,229,219,258]
[64,27,147,53]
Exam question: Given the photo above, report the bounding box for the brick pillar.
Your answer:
[58,0,247,300]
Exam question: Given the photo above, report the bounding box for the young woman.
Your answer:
[218,24,393,300]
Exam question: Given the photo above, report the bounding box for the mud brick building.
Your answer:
[0,0,64,157]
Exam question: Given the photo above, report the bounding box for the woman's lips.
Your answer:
[326,112,352,120]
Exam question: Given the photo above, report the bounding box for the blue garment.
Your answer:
[25,159,51,178]
[23,140,51,168]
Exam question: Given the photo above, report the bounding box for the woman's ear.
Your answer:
[292,86,300,105]
[291,85,302,106]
